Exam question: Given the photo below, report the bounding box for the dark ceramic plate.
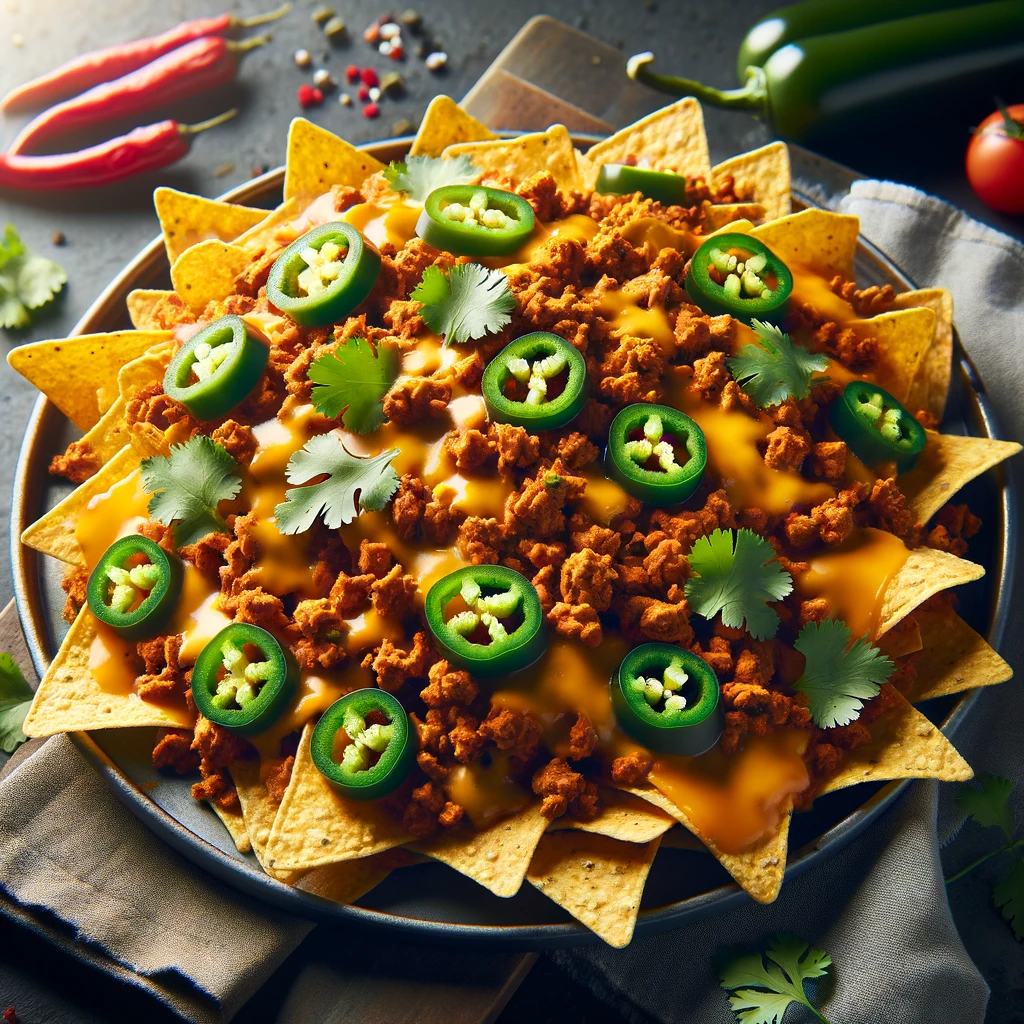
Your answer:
[9,138,1016,948]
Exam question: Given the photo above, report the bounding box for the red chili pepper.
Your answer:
[363,103,380,119]
[0,110,236,191]
[10,36,268,155]
[360,67,380,87]
[1,3,290,113]
[297,84,323,109]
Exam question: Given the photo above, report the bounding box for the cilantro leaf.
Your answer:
[0,224,66,330]
[384,153,479,201]
[718,934,833,1024]
[793,618,895,728]
[727,319,829,408]
[411,263,515,345]
[308,337,399,434]
[0,652,34,754]
[994,857,1024,941]
[958,774,1016,842]
[275,432,400,534]
[684,528,793,640]
[141,435,242,546]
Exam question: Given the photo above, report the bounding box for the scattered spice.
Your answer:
[363,102,380,119]
[297,83,323,109]
[4,1007,20,1024]
[51,230,66,246]
[313,68,335,90]
[380,71,406,96]
[339,92,352,106]
[379,23,400,40]
[368,86,381,102]
[311,6,335,25]
[345,63,360,83]
[357,84,370,102]
[388,43,405,61]
[324,16,347,44]
[360,67,380,87]
[425,51,447,71]
[213,162,235,177]
[363,22,380,44]
[401,9,423,31]
[251,162,269,177]
[294,47,312,68]
[391,118,414,136]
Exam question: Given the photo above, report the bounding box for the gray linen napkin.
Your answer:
[555,181,1024,1022]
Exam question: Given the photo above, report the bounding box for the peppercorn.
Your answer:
[360,67,380,87]
[312,6,335,25]
[363,102,380,118]
[324,16,347,44]
[380,71,406,96]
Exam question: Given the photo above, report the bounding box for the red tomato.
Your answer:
[966,102,1024,214]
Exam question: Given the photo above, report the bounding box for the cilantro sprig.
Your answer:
[274,432,400,534]
[383,153,480,201]
[308,337,399,434]
[792,619,895,729]
[727,320,829,409]
[0,224,67,330]
[718,933,833,1024]
[0,652,34,754]
[141,435,242,546]
[411,263,515,345]
[683,528,793,640]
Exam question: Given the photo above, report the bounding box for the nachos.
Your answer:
[11,97,1020,947]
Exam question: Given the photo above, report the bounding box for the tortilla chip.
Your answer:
[526,832,660,948]
[170,240,252,315]
[233,197,303,253]
[898,288,953,421]
[445,125,583,192]
[712,142,792,221]
[704,203,767,232]
[855,307,935,407]
[583,98,711,187]
[902,606,1012,703]
[154,187,270,264]
[819,689,973,794]
[126,289,185,330]
[877,547,984,639]
[550,788,675,844]
[708,218,756,238]
[410,96,497,157]
[283,117,385,202]
[411,802,549,898]
[295,849,417,904]
[8,331,172,431]
[900,432,1022,525]
[211,801,252,854]
[874,615,922,661]
[22,607,191,737]
[61,396,130,475]
[659,827,705,852]
[21,446,142,566]
[751,209,859,281]
[231,759,302,882]
[116,342,174,404]
[265,724,409,872]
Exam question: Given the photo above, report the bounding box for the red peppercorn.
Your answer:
[357,84,370,101]
[360,67,380,87]
[345,64,360,83]
[363,102,380,118]
[389,45,405,61]
[297,84,323,109]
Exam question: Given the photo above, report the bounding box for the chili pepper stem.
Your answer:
[179,109,239,136]
[228,34,274,55]
[233,2,292,28]
[626,52,768,115]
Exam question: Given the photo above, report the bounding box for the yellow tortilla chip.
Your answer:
[445,125,583,192]
[8,331,172,431]
[659,827,705,852]
[66,396,132,475]
[550,788,675,844]
[295,850,414,904]
[751,209,859,281]
[854,307,935,406]
[233,197,303,253]
[283,117,385,202]
[900,432,1022,525]
[170,239,252,316]
[712,142,792,221]
[874,615,922,661]
[583,98,711,188]
[820,689,972,794]
[126,289,186,330]
[410,96,497,157]
[23,607,191,737]
[877,547,984,638]
[265,724,409,872]
[708,218,756,238]
[154,187,270,264]
[21,446,141,566]
[902,606,1012,703]
[411,802,549,897]
[231,759,302,882]
[704,203,767,232]
[211,801,252,854]
[526,832,660,948]
[898,288,953,421]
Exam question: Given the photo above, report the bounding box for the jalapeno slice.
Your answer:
[85,535,182,641]
[611,643,723,756]
[191,623,298,735]
[482,332,588,430]
[830,381,927,473]
[685,233,793,326]
[425,566,548,677]
[416,185,536,257]
[266,221,381,328]
[311,688,415,800]
[606,403,706,506]
[163,315,269,421]
[595,163,689,206]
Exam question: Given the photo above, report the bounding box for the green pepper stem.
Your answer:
[626,52,768,116]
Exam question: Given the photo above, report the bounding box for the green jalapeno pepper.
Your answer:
[86,535,182,641]
[595,163,689,206]
[481,332,588,430]
[611,643,723,756]
[416,185,536,257]
[163,315,269,421]
[425,566,547,678]
[685,233,792,325]
[266,221,381,328]
[829,381,927,472]
[606,403,706,506]
[191,623,298,735]
[310,688,415,800]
